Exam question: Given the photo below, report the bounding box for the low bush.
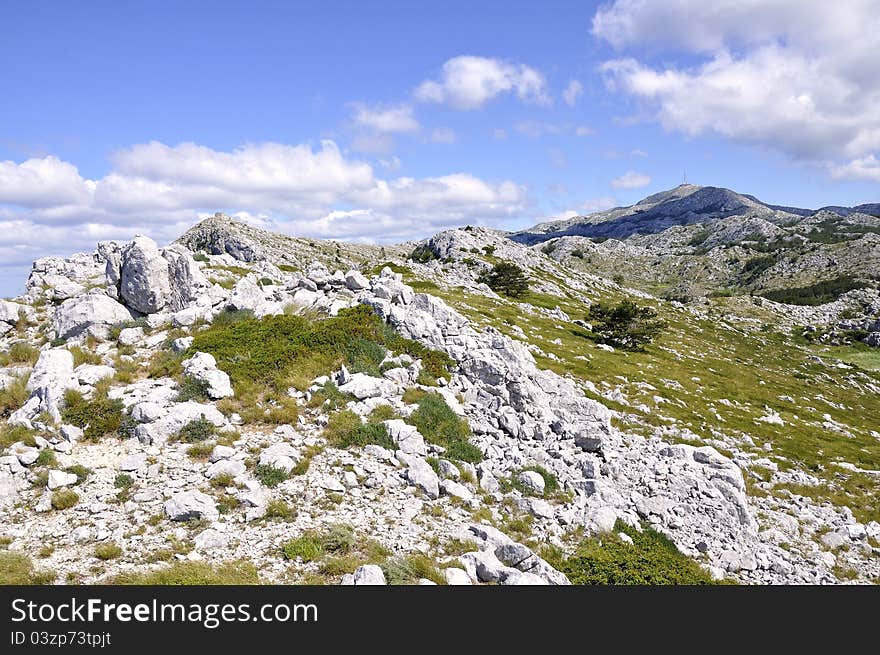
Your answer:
[323,410,394,449]
[176,417,216,443]
[254,464,289,488]
[547,521,717,585]
[61,389,126,441]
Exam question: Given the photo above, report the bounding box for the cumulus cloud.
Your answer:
[562,80,583,107]
[611,171,651,189]
[592,0,880,179]
[350,103,420,133]
[0,141,530,275]
[415,56,550,110]
[829,154,880,182]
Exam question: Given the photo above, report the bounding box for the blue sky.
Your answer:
[2,0,879,296]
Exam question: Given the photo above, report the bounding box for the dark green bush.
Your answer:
[410,244,439,263]
[323,409,394,449]
[254,464,289,488]
[760,276,864,306]
[177,417,216,443]
[587,300,667,351]
[61,390,126,441]
[477,262,530,298]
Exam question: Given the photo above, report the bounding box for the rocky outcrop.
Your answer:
[53,292,134,340]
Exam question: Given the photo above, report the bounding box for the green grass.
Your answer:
[406,391,481,463]
[109,560,261,585]
[547,521,718,585]
[94,543,123,560]
[0,551,56,584]
[0,374,30,418]
[419,264,880,523]
[322,409,394,449]
[381,553,446,585]
[50,489,79,510]
[281,524,356,563]
[0,341,39,366]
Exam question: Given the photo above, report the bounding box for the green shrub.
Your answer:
[175,377,211,403]
[410,244,439,263]
[0,551,56,584]
[114,474,134,489]
[186,442,215,460]
[281,534,325,562]
[760,276,864,306]
[109,560,260,585]
[280,523,354,563]
[50,489,79,510]
[254,464,289,488]
[64,464,91,485]
[407,392,481,463]
[307,382,354,410]
[587,300,667,351]
[477,262,530,298]
[549,521,717,585]
[193,253,210,262]
[510,465,559,497]
[94,543,123,560]
[61,389,126,441]
[177,417,216,443]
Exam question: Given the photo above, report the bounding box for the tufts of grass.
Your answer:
[381,553,446,585]
[186,442,215,460]
[307,382,355,410]
[264,499,296,520]
[0,551,56,584]
[109,560,261,585]
[50,489,79,510]
[94,543,123,561]
[146,350,184,379]
[281,523,356,562]
[322,410,394,449]
[0,341,39,366]
[407,392,481,463]
[114,474,134,489]
[68,346,102,367]
[34,448,57,467]
[64,464,91,485]
[0,374,30,418]
[0,424,37,449]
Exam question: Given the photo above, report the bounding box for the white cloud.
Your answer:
[563,80,583,107]
[415,56,550,110]
[579,197,618,213]
[429,127,457,144]
[0,156,94,208]
[351,103,420,133]
[548,149,567,168]
[575,126,595,137]
[514,122,593,139]
[829,154,880,182]
[630,149,648,157]
[378,156,402,171]
[0,142,530,273]
[492,128,508,140]
[611,171,651,189]
[592,0,880,179]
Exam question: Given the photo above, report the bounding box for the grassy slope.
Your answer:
[402,263,880,524]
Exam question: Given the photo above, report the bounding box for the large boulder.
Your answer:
[120,236,172,314]
[181,352,234,399]
[0,300,33,325]
[53,292,134,339]
[164,490,219,522]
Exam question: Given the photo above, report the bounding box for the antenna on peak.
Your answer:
[682,170,687,186]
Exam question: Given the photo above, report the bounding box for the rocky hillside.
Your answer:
[513,184,880,303]
[1,213,879,586]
